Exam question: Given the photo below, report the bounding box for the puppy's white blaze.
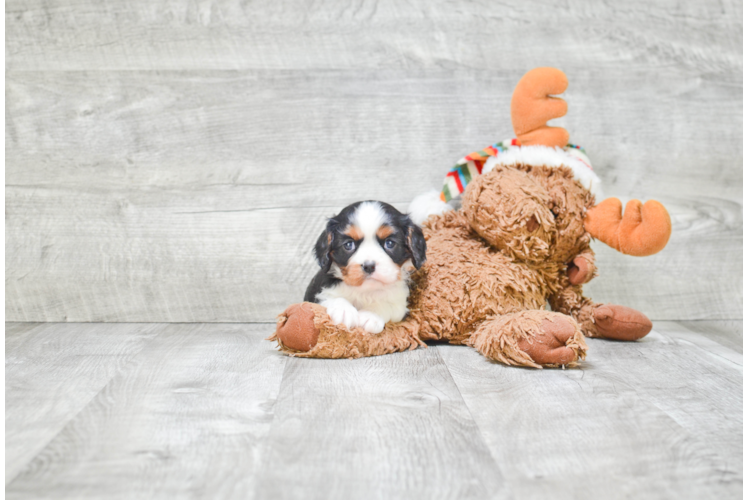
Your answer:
[349,202,401,285]
[353,201,389,239]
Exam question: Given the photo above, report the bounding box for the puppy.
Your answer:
[304,201,427,334]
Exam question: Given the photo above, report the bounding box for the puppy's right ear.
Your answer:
[314,222,335,272]
[405,222,427,270]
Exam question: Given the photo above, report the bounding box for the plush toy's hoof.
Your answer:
[593,305,652,341]
[275,303,320,352]
[517,316,580,366]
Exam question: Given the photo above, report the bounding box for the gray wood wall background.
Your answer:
[6,0,742,323]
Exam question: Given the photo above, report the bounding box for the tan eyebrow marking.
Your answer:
[376,225,394,239]
[344,225,363,240]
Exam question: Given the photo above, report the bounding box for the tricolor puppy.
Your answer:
[304,201,427,334]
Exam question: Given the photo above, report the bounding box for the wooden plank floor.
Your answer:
[6,321,742,499]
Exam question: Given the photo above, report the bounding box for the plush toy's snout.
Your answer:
[585,198,671,256]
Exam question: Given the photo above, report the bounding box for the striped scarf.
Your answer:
[440,140,591,202]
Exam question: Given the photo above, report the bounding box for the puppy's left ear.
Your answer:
[406,221,427,269]
[314,222,335,273]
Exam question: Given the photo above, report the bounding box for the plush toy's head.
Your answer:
[450,67,672,261]
[461,161,593,265]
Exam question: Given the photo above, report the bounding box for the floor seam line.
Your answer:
[432,345,509,496]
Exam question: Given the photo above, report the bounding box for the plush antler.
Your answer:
[511,67,570,148]
[585,198,672,256]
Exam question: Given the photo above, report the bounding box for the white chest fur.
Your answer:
[316,277,410,323]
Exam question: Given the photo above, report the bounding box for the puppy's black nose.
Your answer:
[362,261,376,274]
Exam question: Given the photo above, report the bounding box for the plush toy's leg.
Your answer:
[268,302,425,359]
[549,288,652,341]
[466,310,587,369]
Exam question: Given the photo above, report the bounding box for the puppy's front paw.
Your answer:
[323,298,359,330]
[357,311,385,334]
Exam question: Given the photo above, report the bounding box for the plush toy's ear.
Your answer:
[314,223,335,272]
[511,67,570,148]
[405,222,427,270]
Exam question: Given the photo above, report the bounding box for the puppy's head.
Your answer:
[314,201,426,288]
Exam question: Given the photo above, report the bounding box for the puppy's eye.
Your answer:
[384,239,396,249]
[343,241,355,251]
[550,207,559,219]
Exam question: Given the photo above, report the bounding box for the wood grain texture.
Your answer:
[254,348,508,500]
[5,320,742,499]
[5,73,742,321]
[6,323,287,499]
[437,321,742,500]
[743,432,748,491]
[6,0,742,74]
[5,187,740,321]
[5,69,742,202]
[5,0,742,322]
[5,323,161,483]
[672,320,743,354]
[5,322,43,351]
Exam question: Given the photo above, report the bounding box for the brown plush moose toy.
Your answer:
[269,67,672,368]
